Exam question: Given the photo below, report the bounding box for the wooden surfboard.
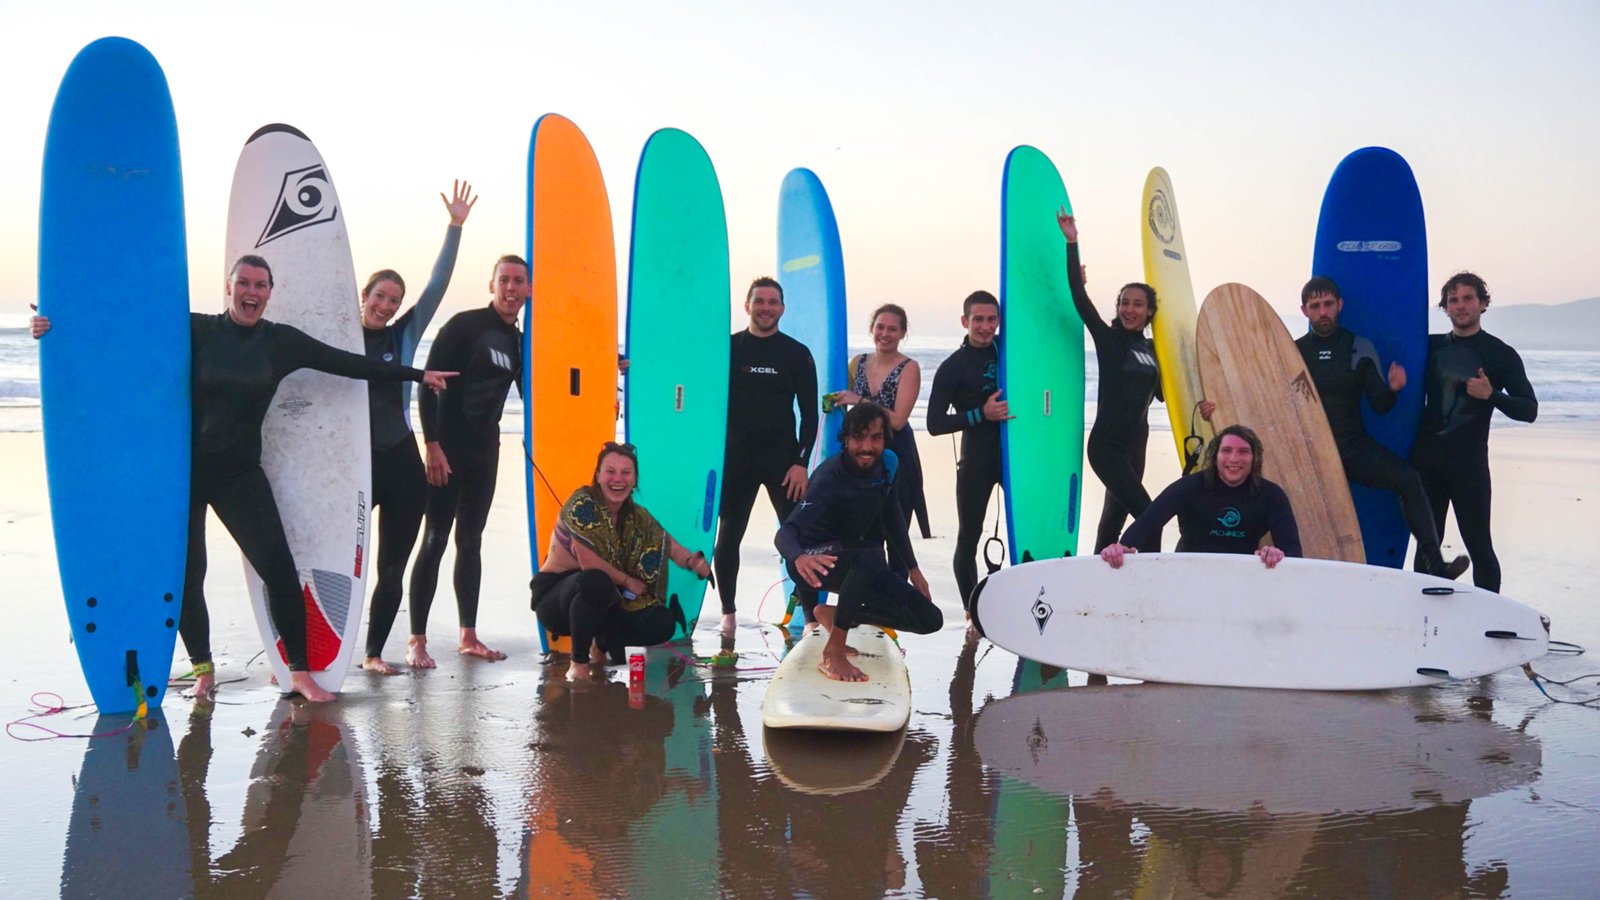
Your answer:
[525,113,618,654]
[1142,167,1212,473]
[1196,283,1364,562]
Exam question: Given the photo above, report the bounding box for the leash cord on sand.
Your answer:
[1523,638,1600,706]
[5,692,142,741]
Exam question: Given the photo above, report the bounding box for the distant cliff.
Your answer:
[1476,297,1600,351]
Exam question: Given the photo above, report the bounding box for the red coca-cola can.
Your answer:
[627,646,646,688]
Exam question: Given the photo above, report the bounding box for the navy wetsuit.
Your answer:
[775,451,943,635]
[361,225,461,659]
[1119,472,1302,558]
[1411,329,1537,591]
[411,304,522,631]
[181,313,424,671]
[926,337,1000,609]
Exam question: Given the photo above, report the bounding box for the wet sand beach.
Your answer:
[3,424,1599,897]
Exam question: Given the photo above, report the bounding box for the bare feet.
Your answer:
[817,625,869,682]
[185,671,216,699]
[406,635,437,669]
[810,607,860,655]
[362,657,401,675]
[458,627,506,661]
[288,671,336,703]
[720,612,736,635]
[566,660,596,681]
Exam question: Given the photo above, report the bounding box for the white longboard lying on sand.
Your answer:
[971,554,1549,690]
[762,624,910,731]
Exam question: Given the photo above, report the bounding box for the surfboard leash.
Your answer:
[982,488,1006,576]
[1522,640,1600,707]
[1183,402,1207,474]
[520,439,566,507]
[4,692,145,742]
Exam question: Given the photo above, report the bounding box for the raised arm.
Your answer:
[1058,211,1108,340]
[398,181,475,362]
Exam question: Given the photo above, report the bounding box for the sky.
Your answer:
[2,1,1597,337]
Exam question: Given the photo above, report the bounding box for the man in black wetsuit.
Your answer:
[777,403,942,682]
[409,254,527,663]
[1295,276,1468,579]
[714,276,819,633]
[1411,272,1537,592]
[926,291,1011,620]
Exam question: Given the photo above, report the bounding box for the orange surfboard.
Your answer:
[525,114,618,653]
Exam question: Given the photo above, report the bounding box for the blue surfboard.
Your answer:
[40,37,189,713]
[1312,147,1428,568]
[777,169,848,627]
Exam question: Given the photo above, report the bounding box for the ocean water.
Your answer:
[2,321,1595,436]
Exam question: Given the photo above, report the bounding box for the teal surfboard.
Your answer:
[39,37,189,713]
[626,127,730,639]
[987,661,1072,896]
[999,146,1084,563]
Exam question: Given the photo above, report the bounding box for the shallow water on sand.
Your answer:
[5,426,1600,897]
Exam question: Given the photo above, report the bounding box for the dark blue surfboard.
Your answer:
[39,37,190,712]
[1312,147,1428,568]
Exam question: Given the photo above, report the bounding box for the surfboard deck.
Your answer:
[1000,145,1084,564]
[971,553,1549,690]
[1142,167,1212,473]
[762,624,910,731]
[1196,282,1364,562]
[226,123,367,694]
[1313,147,1429,568]
[526,113,618,655]
[625,128,729,640]
[40,37,189,714]
[975,684,1542,814]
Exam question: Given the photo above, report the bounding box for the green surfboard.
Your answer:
[999,146,1085,563]
[625,127,730,639]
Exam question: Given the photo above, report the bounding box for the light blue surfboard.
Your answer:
[1000,146,1085,564]
[777,169,848,627]
[626,127,730,639]
[40,37,189,713]
[1312,147,1428,568]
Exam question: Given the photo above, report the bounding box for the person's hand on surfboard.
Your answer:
[421,370,457,393]
[794,552,836,589]
[1256,545,1285,569]
[1197,399,1217,422]
[1100,543,1133,569]
[1387,362,1407,393]
[684,550,712,579]
[982,391,1014,422]
[29,305,49,339]
[442,179,477,227]
[425,441,452,487]
[783,464,809,501]
[1055,208,1078,243]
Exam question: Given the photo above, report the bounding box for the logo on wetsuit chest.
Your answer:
[488,348,513,371]
[1211,507,1245,539]
[257,164,339,247]
[742,365,780,375]
[1317,349,1333,361]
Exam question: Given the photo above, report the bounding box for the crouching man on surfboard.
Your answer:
[777,403,943,682]
[1100,425,1301,570]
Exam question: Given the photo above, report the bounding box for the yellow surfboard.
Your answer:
[525,114,618,654]
[1141,168,1212,474]
[1196,283,1364,563]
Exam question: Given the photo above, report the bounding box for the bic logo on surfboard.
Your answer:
[1031,588,1053,635]
[257,164,338,247]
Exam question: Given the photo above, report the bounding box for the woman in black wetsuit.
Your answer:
[1057,210,1166,553]
[35,256,454,702]
[358,180,475,675]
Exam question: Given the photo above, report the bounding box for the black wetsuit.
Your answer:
[1119,472,1302,558]
[775,451,942,635]
[926,336,1001,610]
[181,313,423,670]
[411,304,522,631]
[361,226,461,660]
[1069,242,1164,553]
[1296,326,1451,568]
[1411,329,1537,591]
[714,330,818,614]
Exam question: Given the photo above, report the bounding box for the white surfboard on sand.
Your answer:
[762,624,910,731]
[226,124,369,694]
[975,685,1542,815]
[970,554,1548,690]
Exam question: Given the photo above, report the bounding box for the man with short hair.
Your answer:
[778,403,942,682]
[1294,276,1467,579]
[408,255,527,664]
[926,291,1012,617]
[1411,272,1537,592]
[715,276,819,633]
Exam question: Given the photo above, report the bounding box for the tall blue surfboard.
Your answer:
[626,127,730,639]
[777,169,847,626]
[40,37,189,713]
[1312,147,1428,568]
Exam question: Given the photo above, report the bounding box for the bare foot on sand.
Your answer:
[458,628,506,661]
[362,657,401,675]
[288,671,336,703]
[720,612,736,635]
[566,660,597,681]
[407,636,437,669]
[185,671,216,699]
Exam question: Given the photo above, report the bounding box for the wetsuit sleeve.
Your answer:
[1065,242,1109,341]
[1265,483,1302,557]
[398,224,463,364]
[1119,476,1193,550]
[419,314,473,442]
[1353,337,1397,416]
[926,358,978,436]
[1490,346,1538,423]
[794,345,819,467]
[274,324,424,384]
[881,481,918,570]
[774,468,834,561]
